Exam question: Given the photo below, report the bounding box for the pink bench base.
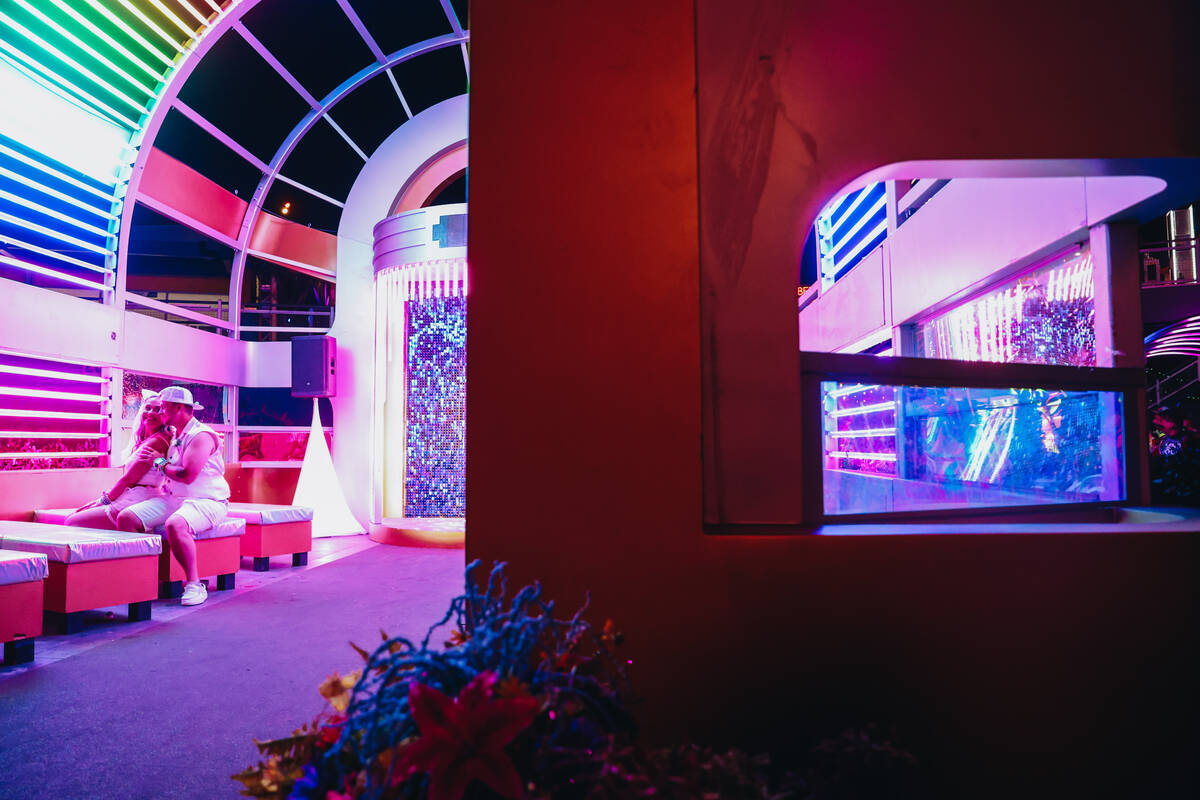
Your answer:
[241,520,312,570]
[42,554,158,633]
[30,509,242,598]
[160,534,240,591]
[1,579,42,664]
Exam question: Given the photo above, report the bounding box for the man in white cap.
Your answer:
[117,386,230,606]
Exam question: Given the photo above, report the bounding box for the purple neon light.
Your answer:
[0,351,108,470]
[1146,315,1200,358]
[0,450,99,460]
[0,254,110,290]
[0,386,105,402]
[0,409,106,420]
[0,363,106,382]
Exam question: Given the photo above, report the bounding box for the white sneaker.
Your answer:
[180,581,208,606]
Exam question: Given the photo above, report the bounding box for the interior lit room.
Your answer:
[1,1,1198,798]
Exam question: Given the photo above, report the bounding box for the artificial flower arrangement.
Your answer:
[235,562,915,800]
[235,561,645,800]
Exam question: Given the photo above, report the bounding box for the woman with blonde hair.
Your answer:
[67,392,174,530]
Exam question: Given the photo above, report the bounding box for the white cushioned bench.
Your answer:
[0,548,48,665]
[225,502,313,571]
[0,521,160,634]
[32,509,245,599]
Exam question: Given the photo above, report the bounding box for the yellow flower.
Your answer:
[318,670,362,712]
[260,756,284,792]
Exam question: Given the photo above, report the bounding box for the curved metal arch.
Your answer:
[227,32,469,340]
[114,0,259,320]
[115,0,469,338]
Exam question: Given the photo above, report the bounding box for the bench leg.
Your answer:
[253,557,270,572]
[128,601,152,622]
[160,580,183,599]
[216,573,235,591]
[3,638,34,666]
[46,611,84,635]
[292,552,309,567]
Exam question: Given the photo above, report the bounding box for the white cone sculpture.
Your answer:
[293,398,364,537]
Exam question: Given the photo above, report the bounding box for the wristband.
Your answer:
[153,457,168,470]
[100,491,111,505]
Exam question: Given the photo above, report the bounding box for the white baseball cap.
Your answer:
[159,385,204,410]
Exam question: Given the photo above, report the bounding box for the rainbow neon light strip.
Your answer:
[0,0,225,293]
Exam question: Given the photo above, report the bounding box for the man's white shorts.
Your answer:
[123,494,228,536]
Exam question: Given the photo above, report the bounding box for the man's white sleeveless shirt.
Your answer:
[166,417,230,501]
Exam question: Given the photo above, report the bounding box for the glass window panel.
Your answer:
[121,372,225,425]
[237,388,332,427]
[822,380,1125,515]
[238,429,330,462]
[915,247,1096,366]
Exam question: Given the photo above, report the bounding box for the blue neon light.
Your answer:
[0,129,117,290]
[816,182,887,289]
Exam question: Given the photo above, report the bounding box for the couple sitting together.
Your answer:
[67,386,230,607]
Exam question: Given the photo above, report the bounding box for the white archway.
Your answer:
[329,94,468,525]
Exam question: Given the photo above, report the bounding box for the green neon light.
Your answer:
[80,0,174,67]
[13,0,157,97]
[45,0,166,84]
[0,42,140,130]
[0,12,151,115]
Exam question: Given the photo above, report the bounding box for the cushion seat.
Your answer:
[0,548,47,666]
[225,503,313,571]
[19,514,246,604]
[0,522,160,633]
[0,521,161,563]
[0,547,49,585]
[34,508,245,541]
[226,503,313,525]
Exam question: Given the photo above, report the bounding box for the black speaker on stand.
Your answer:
[291,335,336,398]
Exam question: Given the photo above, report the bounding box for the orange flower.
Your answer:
[444,629,470,649]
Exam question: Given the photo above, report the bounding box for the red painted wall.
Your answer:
[0,465,298,518]
[467,2,1200,797]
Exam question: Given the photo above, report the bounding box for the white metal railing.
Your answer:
[239,306,333,338]
[125,292,233,330]
[1141,236,1200,286]
[1148,358,1200,408]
